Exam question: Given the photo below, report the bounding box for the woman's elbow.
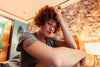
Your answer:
[49,51,62,67]
[50,57,61,67]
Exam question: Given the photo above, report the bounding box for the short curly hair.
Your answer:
[34,5,61,33]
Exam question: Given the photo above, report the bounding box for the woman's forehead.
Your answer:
[48,19,57,25]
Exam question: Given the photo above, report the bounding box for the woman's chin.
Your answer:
[45,34,51,37]
[46,35,50,37]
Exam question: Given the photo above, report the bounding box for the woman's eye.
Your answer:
[48,23,51,25]
[54,26,57,29]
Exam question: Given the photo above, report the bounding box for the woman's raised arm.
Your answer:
[55,8,77,49]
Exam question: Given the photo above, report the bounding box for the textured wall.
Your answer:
[27,22,38,33]
[64,0,100,41]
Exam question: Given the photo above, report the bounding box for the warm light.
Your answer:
[8,21,12,25]
[81,31,85,40]
[85,42,100,55]
[0,16,8,21]
[4,30,9,32]
[0,27,2,34]
[0,27,3,34]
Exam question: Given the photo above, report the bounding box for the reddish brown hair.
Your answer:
[34,5,61,33]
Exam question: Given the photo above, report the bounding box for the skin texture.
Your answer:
[22,6,86,67]
[25,38,37,47]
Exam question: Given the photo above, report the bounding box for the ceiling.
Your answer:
[0,0,80,24]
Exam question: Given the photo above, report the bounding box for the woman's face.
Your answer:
[40,19,57,37]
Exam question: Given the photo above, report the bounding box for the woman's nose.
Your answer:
[50,27,54,31]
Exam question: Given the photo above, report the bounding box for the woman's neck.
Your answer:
[36,30,47,43]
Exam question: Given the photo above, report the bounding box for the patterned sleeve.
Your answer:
[17,32,36,52]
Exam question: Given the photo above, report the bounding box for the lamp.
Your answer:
[85,42,100,67]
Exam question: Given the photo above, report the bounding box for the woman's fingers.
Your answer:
[55,8,62,15]
[78,50,86,66]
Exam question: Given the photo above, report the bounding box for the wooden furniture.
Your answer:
[73,36,80,49]
[0,22,12,62]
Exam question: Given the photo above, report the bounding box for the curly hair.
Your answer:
[34,5,61,33]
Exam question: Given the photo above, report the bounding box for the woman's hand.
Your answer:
[56,47,86,67]
[55,8,64,23]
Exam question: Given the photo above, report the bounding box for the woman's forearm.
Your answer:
[59,19,77,49]
[55,47,86,67]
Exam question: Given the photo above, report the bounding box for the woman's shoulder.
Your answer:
[47,36,57,41]
[19,32,36,38]
[20,32,34,35]
[18,32,37,43]
[17,32,37,51]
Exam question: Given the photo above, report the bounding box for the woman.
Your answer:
[17,5,86,67]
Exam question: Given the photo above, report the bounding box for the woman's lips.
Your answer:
[47,31,51,35]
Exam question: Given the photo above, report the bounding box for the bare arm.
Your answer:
[22,37,86,67]
[23,38,58,67]
[55,8,77,49]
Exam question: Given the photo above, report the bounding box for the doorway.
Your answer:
[0,15,13,62]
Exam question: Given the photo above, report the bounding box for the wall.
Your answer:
[64,0,100,41]
[9,20,27,59]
